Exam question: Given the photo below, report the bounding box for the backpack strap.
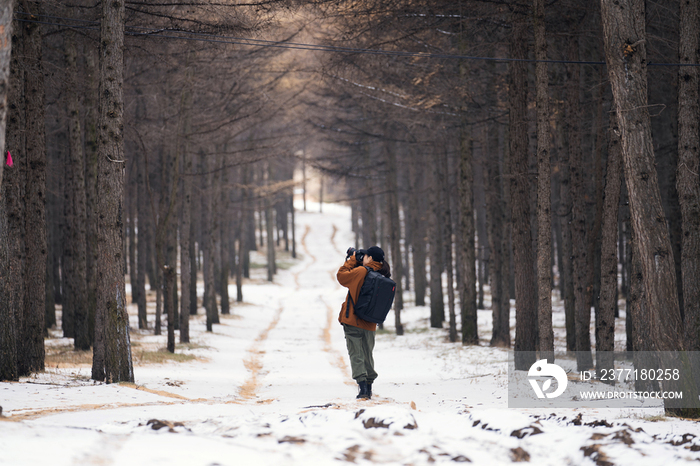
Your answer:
[345,266,372,318]
[346,290,354,318]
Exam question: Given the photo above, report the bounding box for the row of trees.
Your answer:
[0,0,300,383]
[304,0,699,416]
[0,0,698,416]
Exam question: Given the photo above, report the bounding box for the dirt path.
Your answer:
[232,219,354,404]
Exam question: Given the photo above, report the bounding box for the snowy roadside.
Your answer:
[2,202,700,466]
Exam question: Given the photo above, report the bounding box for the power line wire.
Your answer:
[13,13,700,67]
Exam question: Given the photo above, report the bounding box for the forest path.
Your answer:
[5,203,700,466]
[0,204,370,422]
[236,218,354,403]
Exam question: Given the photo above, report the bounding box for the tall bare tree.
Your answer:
[92,0,133,383]
[0,0,17,382]
[21,0,46,375]
[567,32,592,371]
[509,19,537,370]
[533,0,553,362]
[458,121,477,345]
[597,113,622,380]
[64,30,90,351]
[0,0,13,189]
[600,0,698,417]
[386,144,404,335]
[677,0,700,352]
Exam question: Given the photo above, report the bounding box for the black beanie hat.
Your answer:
[366,246,385,263]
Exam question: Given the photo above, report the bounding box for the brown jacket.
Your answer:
[337,256,382,331]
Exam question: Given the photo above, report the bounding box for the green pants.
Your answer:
[343,324,378,383]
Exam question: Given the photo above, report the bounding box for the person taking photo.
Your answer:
[337,245,391,400]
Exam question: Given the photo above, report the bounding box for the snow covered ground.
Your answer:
[3,202,700,465]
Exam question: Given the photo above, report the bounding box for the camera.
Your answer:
[346,247,366,262]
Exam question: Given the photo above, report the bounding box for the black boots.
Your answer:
[357,381,371,399]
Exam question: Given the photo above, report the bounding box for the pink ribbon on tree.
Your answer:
[6,150,12,167]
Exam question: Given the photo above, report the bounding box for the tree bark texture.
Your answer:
[509,21,537,370]
[677,0,700,352]
[435,148,456,342]
[64,30,90,351]
[601,0,697,416]
[127,168,137,306]
[601,0,683,353]
[204,153,217,331]
[534,0,553,361]
[62,150,75,339]
[407,156,427,307]
[0,16,23,381]
[387,146,404,335]
[165,265,176,353]
[266,197,276,281]
[566,34,592,371]
[557,130,576,353]
[127,177,141,305]
[92,0,134,383]
[21,1,46,374]
[459,122,477,345]
[589,68,607,334]
[0,0,12,189]
[84,45,98,349]
[596,113,623,380]
[485,120,510,348]
[179,155,193,343]
[219,155,230,315]
[0,198,16,380]
[136,147,148,329]
[429,152,445,328]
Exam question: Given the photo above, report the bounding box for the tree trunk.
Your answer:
[190,217,198,315]
[290,192,296,259]
[179,154,193,343]
[266,198,276,281]
[600,0,698,416]
[361,185,377,247]
[64,30,90,350]
[509,20,537,370]
[627,225,660,393]
[459,122,477,345]
[204,153,217,331]
[428,146,445,328]
[558,143,576,353]
[128,171,138,305]
[596,113,623,381]
[62,143,75,339]
[164,265,176,353]
[387,145,404,335]
[220,156,230,315]
[567,34,593,371]
[407,155,427,306]
[21,0,46,375]
[486,119,510,347]
[136,147,148,329]
[0,13,21,380]
[677,0,700,352]
[534,0,553,361]
[439,151,456,343]
[84,42,98,350]
[0,0,12,188]
[589,68,607,341]
[91,0,133,383]
[45,210,56,331]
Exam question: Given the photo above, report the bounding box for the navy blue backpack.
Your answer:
[346,266,396,324]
